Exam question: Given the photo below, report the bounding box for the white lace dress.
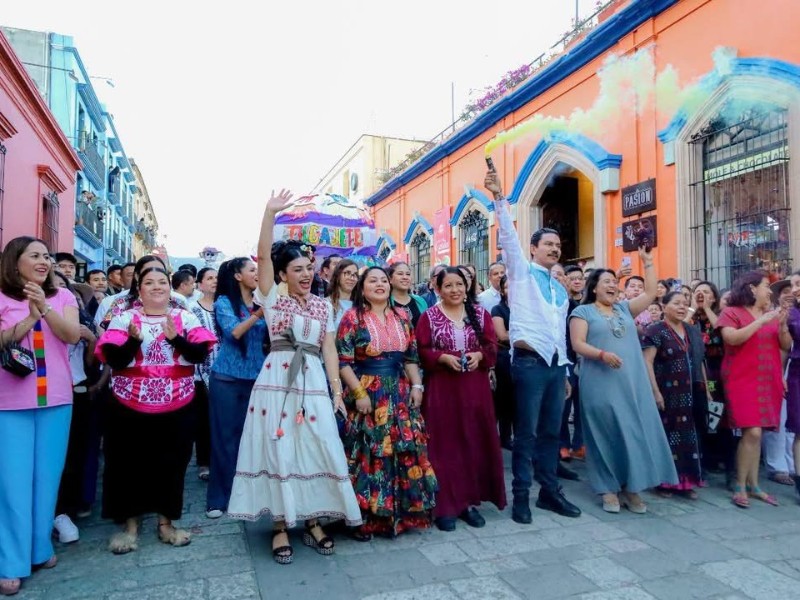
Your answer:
[227,286,361,526]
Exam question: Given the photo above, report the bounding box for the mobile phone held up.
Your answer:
[621,256,632,269]
[485,157,496,172]
[632,220,654,252]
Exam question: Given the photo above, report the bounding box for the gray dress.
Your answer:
[570,301,678,494]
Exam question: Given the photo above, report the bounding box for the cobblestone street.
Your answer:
[14,452,800,599]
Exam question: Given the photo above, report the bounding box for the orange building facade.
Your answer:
[367,0,800,291]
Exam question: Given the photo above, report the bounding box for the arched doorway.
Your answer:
[510,133,621,268]
[536,165,595,265]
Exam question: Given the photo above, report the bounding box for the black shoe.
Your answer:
[557,463,580,481]
[458,507,486,528]
[794,474,800,497]
[511,495,532,524]
[435,517,457,532]
[536,487,581,518]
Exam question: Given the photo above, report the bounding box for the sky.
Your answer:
[3,0,585,258]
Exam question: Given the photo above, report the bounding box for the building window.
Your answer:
[688,106,790,288]
[0,143,6,247]
[409,231,431,287]
[41,191,60,251]
[378,243,392,262]
[459,209,490,287]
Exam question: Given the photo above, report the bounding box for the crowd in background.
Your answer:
[2,172,800,593]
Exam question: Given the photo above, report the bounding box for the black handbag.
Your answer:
[0,324,36,377]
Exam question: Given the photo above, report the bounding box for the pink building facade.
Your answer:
[0,31,80,251]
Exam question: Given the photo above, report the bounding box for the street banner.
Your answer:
[433,207,451,265]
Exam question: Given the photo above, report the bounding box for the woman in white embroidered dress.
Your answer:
[96,267,217,555]
[228,190,361,565]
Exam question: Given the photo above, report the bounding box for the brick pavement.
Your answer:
[13,452,800,599]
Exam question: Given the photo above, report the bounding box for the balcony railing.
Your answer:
[75,202,102,244]
[78,133,106,190]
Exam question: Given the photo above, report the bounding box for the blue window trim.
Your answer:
[450,186,494,227]
[365,0,679,208]
[376,232,397,251]
[508,131,622,204]
[402,214,434,245]
[658,57,800,144]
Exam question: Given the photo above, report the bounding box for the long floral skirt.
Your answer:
[342,372,437,536]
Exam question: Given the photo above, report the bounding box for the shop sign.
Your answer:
[622,216,658,252]
[622,178,656,217]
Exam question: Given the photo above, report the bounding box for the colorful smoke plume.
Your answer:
[484,46,738,157]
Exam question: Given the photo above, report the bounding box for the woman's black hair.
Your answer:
[498,274,509,307]
[139,266,170,281]
[125,254,167,309]
[727,270,768,308]
[581,268,617,305]
[387,261,410,280]
[215,257,256,355]
[197,267,216,285]
[52,270,96,331]
[457,264,479,304]
[436,267,485,344]
[352,266,403,321]
[693,280,721,312]
[661,290,685,309]
[270,240,313,284]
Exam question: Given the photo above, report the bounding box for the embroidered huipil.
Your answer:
[96,309,217,414]
[495,199,570,366]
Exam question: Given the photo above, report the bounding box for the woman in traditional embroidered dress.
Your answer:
[718,271,791,508]
[388,261,428,329]
[0,238,79,597]
[96,267,216,555]
[642,291,706,498]
[417,267,505,531]
[228,190,360,565]
[337,267,436,539]
[326,259,358,330]
[189,267,219,482]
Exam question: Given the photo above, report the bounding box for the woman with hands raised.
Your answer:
[228,190,361,565]
[568,247,677,514]
[717,271,792,508]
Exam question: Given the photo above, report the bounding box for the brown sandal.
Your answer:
[272,525,293,565]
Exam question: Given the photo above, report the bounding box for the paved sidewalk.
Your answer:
[13,452,800,599]
[14,466,259,600]
[246,453,800,600]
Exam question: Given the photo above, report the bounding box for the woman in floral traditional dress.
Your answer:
[337,267,437,539]
[227,190,361,565]
[417,267,506,531]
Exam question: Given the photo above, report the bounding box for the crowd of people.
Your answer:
[1,168,800,592]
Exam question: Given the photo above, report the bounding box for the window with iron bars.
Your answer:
[688,106,790,290]
[378,243,392,262]
[409,231,431,288]
[41,191,60,252]
[459,210,490,289]
[0,143,5,248]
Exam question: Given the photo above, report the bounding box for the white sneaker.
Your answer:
[53,514,80,543]
[205,509,224,519]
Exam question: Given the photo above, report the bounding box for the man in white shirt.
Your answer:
[477,262,506,311]
[485,168,581,524]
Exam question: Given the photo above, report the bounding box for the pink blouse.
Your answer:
[0,288,78,411]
